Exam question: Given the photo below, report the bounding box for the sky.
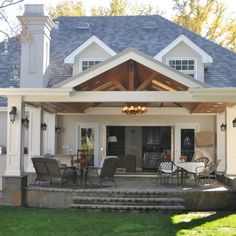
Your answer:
[1,0,236,41]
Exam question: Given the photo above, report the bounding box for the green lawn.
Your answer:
[0,207,236,236]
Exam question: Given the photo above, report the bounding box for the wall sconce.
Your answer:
[233,118,236,128]
[220,123,226,131]
[107,136,118,143]
[55,126,61,134]
[9,106,17,123]
[41,122,47,131]
[22,117,29,129]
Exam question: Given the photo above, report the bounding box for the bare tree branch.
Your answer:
[0,0,23,9]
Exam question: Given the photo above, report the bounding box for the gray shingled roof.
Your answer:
[0,14,236,92]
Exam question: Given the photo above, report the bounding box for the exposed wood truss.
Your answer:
[27,59,236,114]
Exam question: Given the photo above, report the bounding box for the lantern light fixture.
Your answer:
[233,118,236,128]
[55,126,61,134]
[9,106,17,123]
[41,122,47,131]
[22,117,29,129]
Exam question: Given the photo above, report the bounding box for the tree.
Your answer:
[129,2,162,15]
[173,0,236,52]
[0,0,23,39]
[91,0,127,16]
[91,0,163,16]
[48,0,85,19]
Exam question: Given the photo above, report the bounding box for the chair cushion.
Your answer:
[192,150,213,163]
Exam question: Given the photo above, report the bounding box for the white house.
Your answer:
[1,4,236,205]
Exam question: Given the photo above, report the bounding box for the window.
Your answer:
[80,59,105,72]
[167,58,196,78]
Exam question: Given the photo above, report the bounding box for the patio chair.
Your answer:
[71,149,92,167]
[193,157,209,167]
[32,157,78,186]
[157,161,179,185]
[86,156,119,187]
[195,159,221,186]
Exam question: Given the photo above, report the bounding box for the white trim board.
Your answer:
[59,48,207,89]
[154,34,213,64]
[64,35,116,65]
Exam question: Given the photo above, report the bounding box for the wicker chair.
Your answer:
[32,157,78,186]
[86,156,118,187]
[195,159,221,186]
[193,157,209,167]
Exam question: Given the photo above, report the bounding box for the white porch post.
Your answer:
[226,106,236,175]
[2,96,27,206]
[5,96,25,176]
[42,112,56,155]
[216,112,226,172]
[26,107,42,172]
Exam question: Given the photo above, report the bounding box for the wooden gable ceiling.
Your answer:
[28,59,236,113]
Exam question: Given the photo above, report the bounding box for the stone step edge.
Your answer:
[70,204,186,210]
[72,196,184,203]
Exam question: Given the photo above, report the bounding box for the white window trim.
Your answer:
[154,34,213,64]
[64,35,116,64]
[166,57,198,79]
[79,58,107,72]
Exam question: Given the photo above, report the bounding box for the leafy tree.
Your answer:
[91,0,127,16]
[48,0,85,19]
[91,0,162,16]
[129,2,162,15]
[173,0,236,52]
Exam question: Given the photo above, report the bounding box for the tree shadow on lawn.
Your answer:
[171,211,234,235]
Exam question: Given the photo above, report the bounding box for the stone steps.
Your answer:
[72,196,184,206]
[70,190,186,212]
[70,203,185,212]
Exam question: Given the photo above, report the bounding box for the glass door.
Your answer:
[77,123,99,167]
[175,124,199,162]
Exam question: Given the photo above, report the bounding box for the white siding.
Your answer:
[73,43,112,75]
[162,42,205,82]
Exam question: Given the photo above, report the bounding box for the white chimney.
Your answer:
[17,4,55,88]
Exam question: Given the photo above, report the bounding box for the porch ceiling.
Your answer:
[26,60,236,114]
[26,101,236,114]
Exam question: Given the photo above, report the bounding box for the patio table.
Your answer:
[175,161,205,184]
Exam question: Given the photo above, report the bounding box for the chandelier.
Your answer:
[122,105,147,115]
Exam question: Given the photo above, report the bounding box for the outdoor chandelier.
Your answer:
[122,105,147,115]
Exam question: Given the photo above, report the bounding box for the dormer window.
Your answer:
[167,58,196,79]
[79,58,105,72]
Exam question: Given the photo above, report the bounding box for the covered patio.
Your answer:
[1,49,236,208]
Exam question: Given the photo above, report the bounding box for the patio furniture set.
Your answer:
[32,152,119,187]
[157,157,221,186]
[32,149,220,188]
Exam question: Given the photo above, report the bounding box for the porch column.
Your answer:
[216,112,226,172]
[42,111,56,155]
[25,107,42,173]
[2,96,27,206]
[5,96,25,175]
[226,106,236,175]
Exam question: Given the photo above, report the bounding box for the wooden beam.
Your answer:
[136,73,157,91]
[152,80,176,91]
[128,60,134,91]
[109,77,127,91]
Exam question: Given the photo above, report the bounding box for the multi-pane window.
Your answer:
[168,59,196,78]
[81,60,103,71]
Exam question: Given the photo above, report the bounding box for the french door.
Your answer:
[77,123,99,167]
[175,123,199,162]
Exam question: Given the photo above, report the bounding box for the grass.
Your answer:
[0,207,236,236]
